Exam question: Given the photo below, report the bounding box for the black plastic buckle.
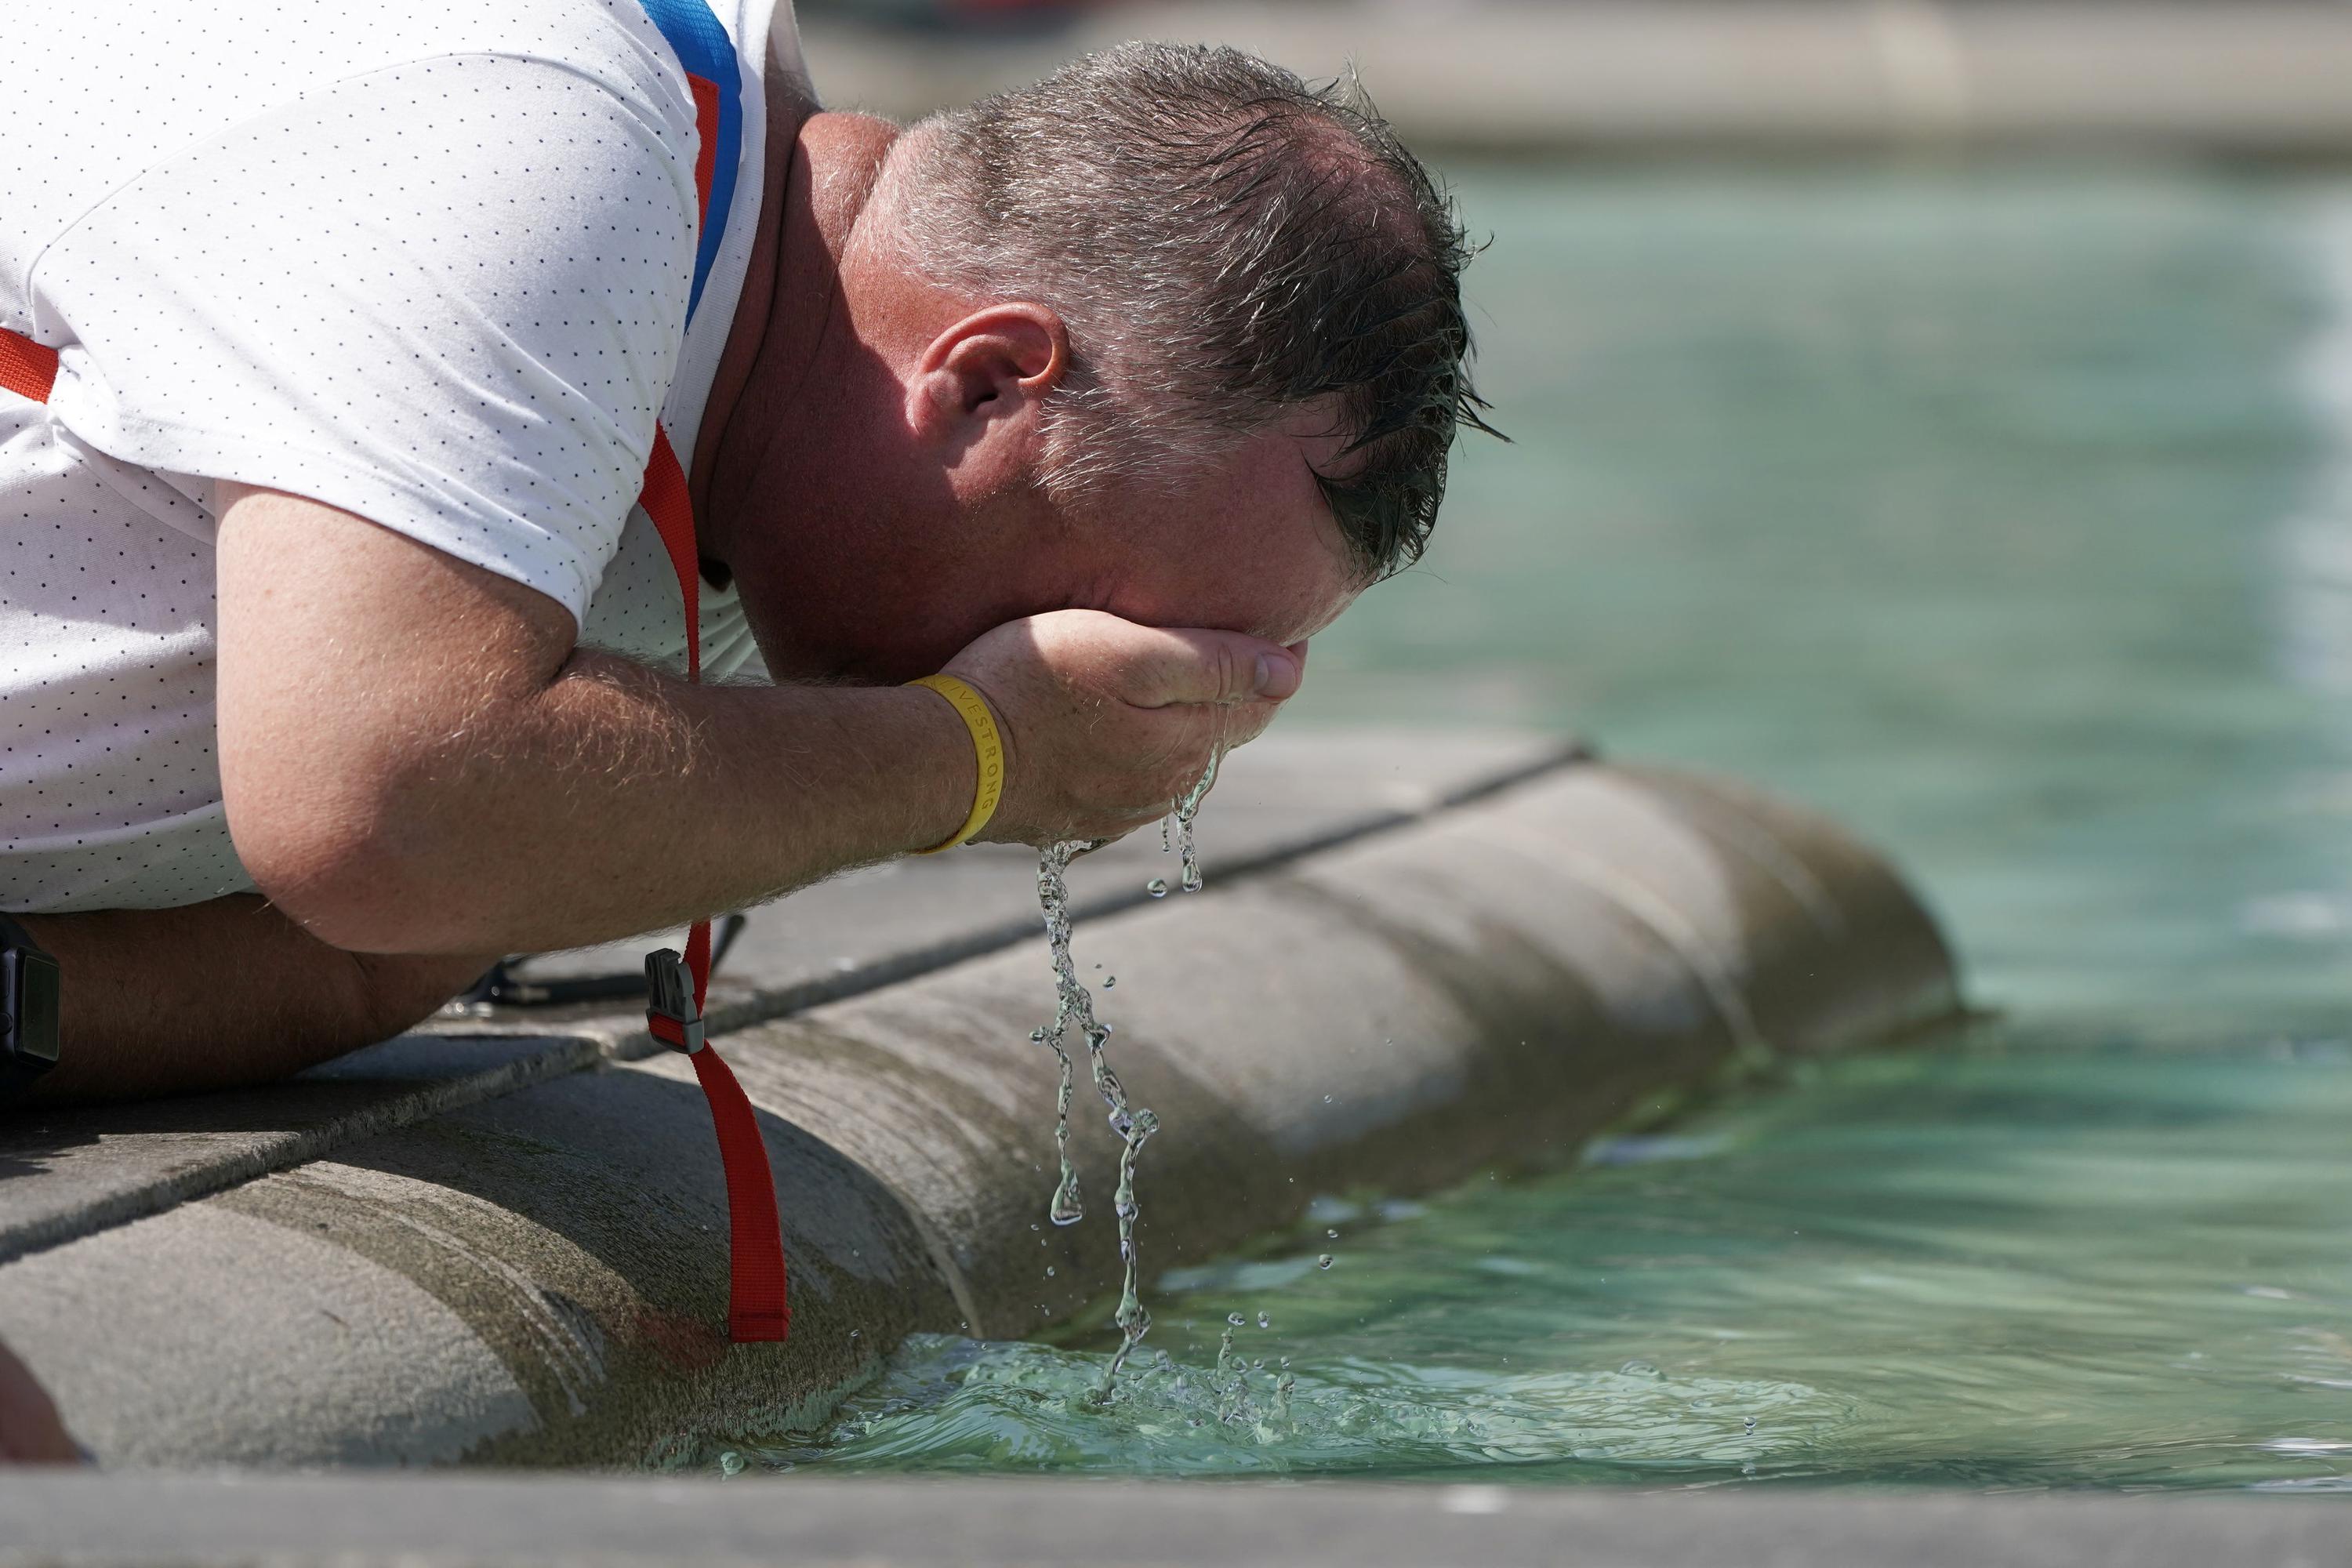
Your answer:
[644,948,706,1053]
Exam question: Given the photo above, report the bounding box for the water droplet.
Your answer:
[1745,1417,1758,1432]
[1147,878,1169,898]
[1046,1266,1056,1277]
[1257,1312,1272,1330]
[849,1328,860,1338]
[1327,1229,1340,1240]
[1318,1254,1334,1270]
[1620,1360,1664,1380]
[718,1450,746,1477]
[1102,975,1116,989]
[1029,1028,1046,1044]
[1050,1184,1085,1226]
[1228,1312,1247,1327]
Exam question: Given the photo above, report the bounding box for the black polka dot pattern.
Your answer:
[0,0,782,913]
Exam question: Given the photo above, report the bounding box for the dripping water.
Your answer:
[1035,833,1162,1394]
[1036,840,1108,1232]
[1171,750,1218,895]
[1031,750,1221,1396]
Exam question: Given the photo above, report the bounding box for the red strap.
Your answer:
[1,328,59,405]
[687,75,720,230]
[639,426,701,681]
[689,1044,790,1339]
[637,426,789,1344]
[683,913,713,1017]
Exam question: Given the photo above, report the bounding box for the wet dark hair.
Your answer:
[896,42,1497,578]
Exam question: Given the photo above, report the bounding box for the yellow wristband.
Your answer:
[906,673,1006,854]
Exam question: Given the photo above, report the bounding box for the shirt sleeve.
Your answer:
[33,53,700,629]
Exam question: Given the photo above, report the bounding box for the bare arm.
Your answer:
[215,485,1295,956]
[16,898,492,1104]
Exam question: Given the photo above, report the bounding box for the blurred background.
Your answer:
[796,2,2352,1040]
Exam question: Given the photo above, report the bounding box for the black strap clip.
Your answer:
[644,948,706,1053]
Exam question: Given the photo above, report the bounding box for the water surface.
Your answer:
[775,1040,2352,1490]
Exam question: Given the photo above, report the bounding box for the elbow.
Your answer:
[226,782,453,956]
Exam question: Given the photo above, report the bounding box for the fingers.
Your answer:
[1100,624,1303,709]
[1164,682,1279,756]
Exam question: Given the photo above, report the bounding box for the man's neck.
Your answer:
[692,71,898,569]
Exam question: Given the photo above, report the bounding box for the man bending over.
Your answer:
[0,2,1482,1104]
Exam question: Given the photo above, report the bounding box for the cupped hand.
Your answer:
[942,610,1305,847]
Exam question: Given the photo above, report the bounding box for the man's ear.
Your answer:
[907,303,1068,445]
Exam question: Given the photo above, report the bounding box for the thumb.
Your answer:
[1116,627,1303,708]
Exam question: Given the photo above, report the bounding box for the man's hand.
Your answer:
[946,611,1303,846]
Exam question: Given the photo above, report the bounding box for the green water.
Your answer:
[769,166,2352,1491]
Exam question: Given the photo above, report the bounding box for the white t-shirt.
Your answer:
[0,0,799,913]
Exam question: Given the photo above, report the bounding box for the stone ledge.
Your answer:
[0,742,1958,1468]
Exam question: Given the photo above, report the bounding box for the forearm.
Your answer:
[237,653,976,956]
[17,897,492,1104]
[213,488,1295,960]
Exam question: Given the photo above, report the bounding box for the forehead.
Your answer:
[1108,416,1367,646]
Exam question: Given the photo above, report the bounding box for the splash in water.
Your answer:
[741,1333,1838,1478]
